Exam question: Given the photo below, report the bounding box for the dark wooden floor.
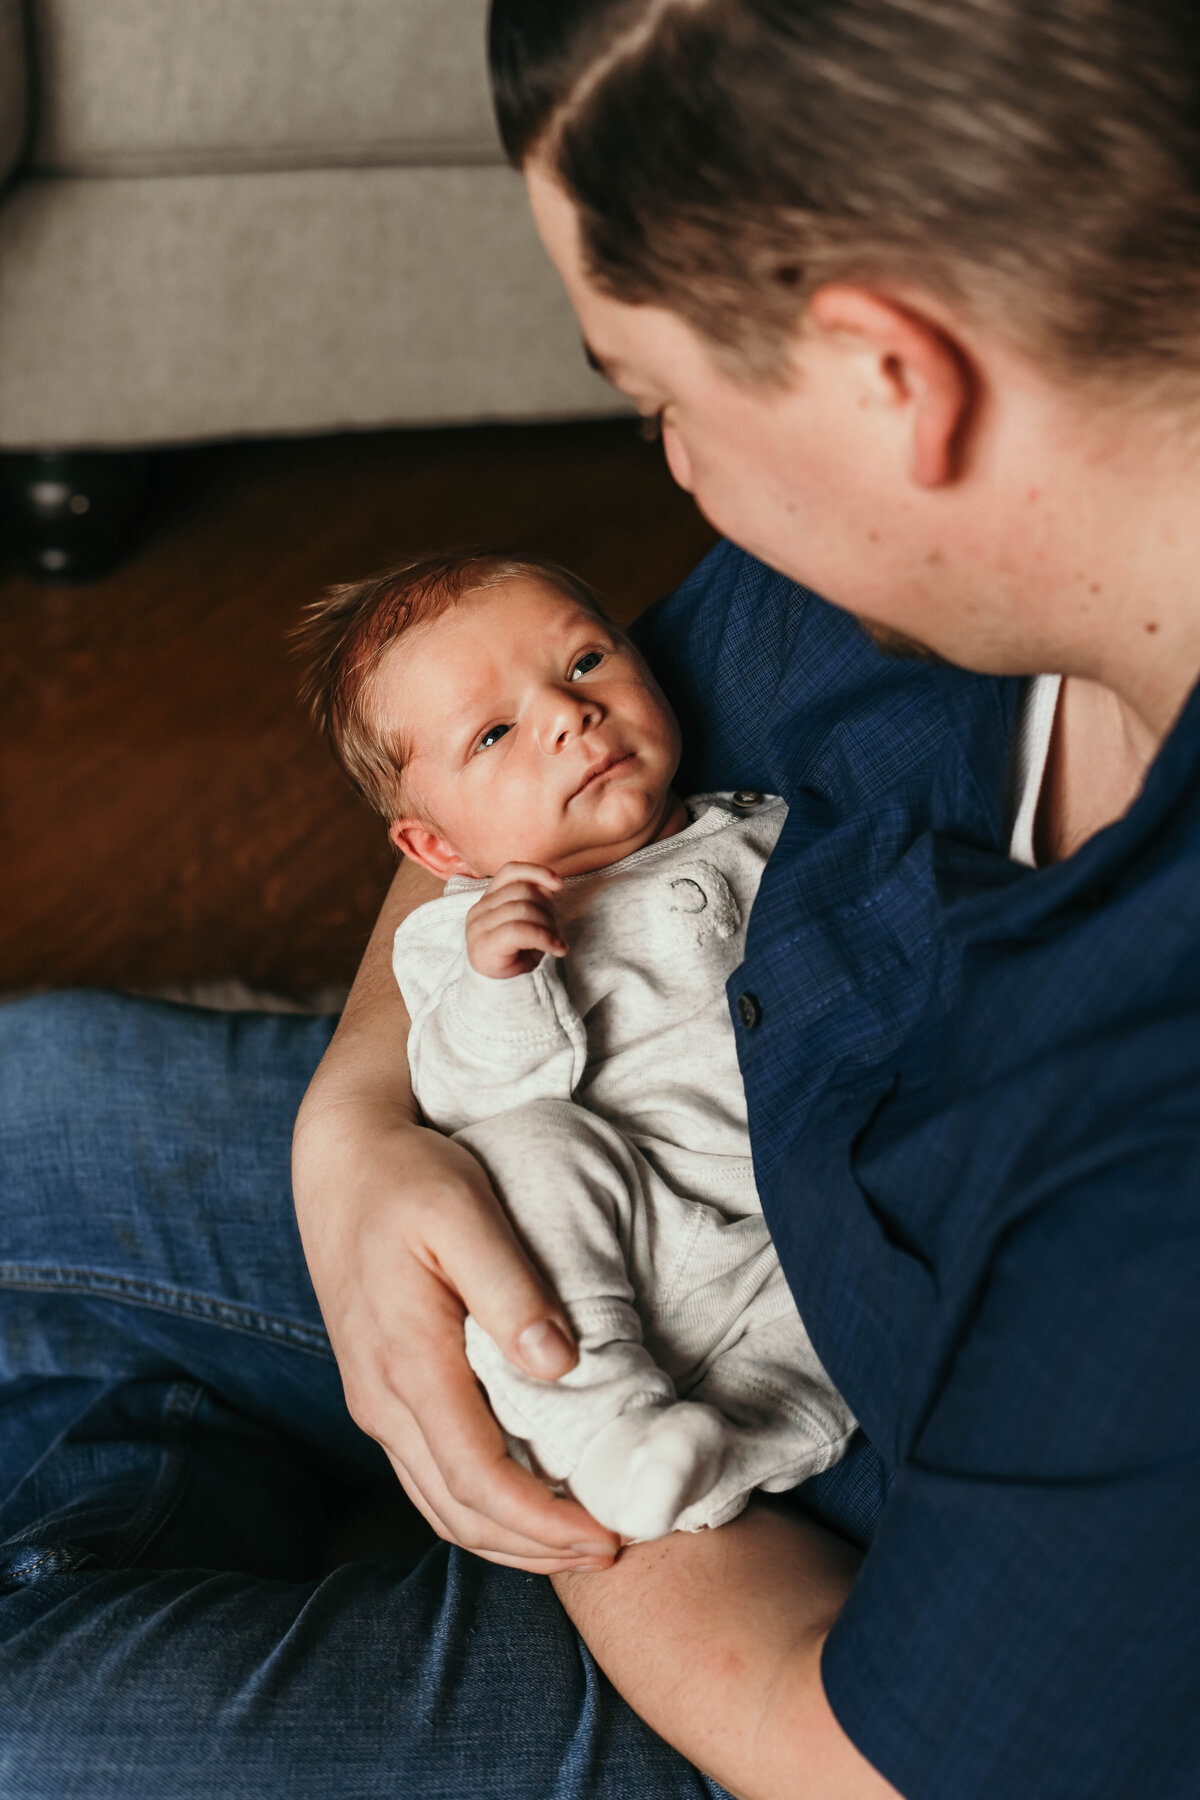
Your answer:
[0,421,716,995]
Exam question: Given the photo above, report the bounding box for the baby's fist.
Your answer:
[466,863,567,980]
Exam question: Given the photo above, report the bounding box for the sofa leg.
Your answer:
[1,450,153,580]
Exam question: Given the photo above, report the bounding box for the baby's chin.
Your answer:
[546,785,681,876]
[462,783,681,879]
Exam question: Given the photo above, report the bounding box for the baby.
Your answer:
[299,550,854,1539]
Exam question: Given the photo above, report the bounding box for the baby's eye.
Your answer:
[570,651,604,681]
[477,723,511,751]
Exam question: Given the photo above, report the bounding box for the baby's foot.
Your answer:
[571,1402,729,1540]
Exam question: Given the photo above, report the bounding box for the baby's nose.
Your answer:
[542,689,598,749]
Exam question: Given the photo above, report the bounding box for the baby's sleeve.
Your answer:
[393,894,587,1134]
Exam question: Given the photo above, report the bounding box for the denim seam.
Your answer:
[0,1263,333,1358]
[4,1547,61,1579]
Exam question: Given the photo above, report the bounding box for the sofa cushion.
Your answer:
[29,0,503,176]
[0,165,625,447]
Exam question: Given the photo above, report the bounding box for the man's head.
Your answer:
[491,0,1200,392]
[489,2,1200,687]
[297,551,681,880]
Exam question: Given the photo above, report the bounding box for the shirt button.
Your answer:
[732,790,763,810]
[736,992,762,1028]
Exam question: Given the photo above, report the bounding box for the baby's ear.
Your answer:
[389,819,474,879]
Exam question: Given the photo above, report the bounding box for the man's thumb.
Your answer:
[442,1195,578,1380]
[514,1316,576,1378]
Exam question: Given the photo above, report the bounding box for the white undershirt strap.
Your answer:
[1005,673,1063,868]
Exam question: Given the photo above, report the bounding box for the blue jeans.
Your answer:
[0,991,887,1798]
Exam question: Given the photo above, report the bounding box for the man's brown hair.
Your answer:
[295,549,609,821]
[489,0,1200,388]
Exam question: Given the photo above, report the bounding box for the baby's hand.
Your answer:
[466,863,567,980]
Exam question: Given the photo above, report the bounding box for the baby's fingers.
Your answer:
[474,886,561,922]
[489,862,563,897]
[490,920,567,961]
[476,897,563,937]
[469,906,566,966]
[474,888,564,935]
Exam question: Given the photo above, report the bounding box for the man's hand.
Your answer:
[293,858,618,1572]
[466,862,566,979]
[295,1101,618,1569]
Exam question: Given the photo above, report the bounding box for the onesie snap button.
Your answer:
[732,790,763,810]
[736,992,762,1028]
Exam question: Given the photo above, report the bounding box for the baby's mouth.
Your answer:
[570,751,635,800]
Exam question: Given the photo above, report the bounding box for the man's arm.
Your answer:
[292,864,899,1792]
[291,856,619,1568]
[298,855,438,1131]
[554,1504,901,1800]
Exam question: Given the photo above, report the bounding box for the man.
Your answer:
[2,4,1197,1796]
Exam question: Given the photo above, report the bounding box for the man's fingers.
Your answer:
[390,1448,616,1570]
[397,1344,619,1557]
[423,1190,578,1381]
[326,1125,618,1568]
[360,1331,611,1559]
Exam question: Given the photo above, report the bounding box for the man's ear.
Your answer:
[807,285,975,488]
[388,819,475,879]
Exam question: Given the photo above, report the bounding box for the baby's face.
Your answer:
[377,577,682,879]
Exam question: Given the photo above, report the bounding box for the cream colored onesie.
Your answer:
[393,793,855,1538]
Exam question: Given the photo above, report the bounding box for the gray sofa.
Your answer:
[0,0,621,453]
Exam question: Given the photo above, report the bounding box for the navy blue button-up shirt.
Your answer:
[636,541,1200,1800]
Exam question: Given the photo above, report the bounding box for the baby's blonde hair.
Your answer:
[294,549,610,821]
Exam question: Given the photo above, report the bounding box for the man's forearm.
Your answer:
[296,857,443,1129]
[554,1502,900,1800]
[292,857,443,1284]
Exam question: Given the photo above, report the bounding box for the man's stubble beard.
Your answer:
[857,617,951,666]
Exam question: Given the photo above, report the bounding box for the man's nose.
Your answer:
[662,421,693,494]
[536,686,601,752]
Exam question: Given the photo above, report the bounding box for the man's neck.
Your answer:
[1009,396,1200,861]
[1036,407,1200,743]
[1035,677,1164,865]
